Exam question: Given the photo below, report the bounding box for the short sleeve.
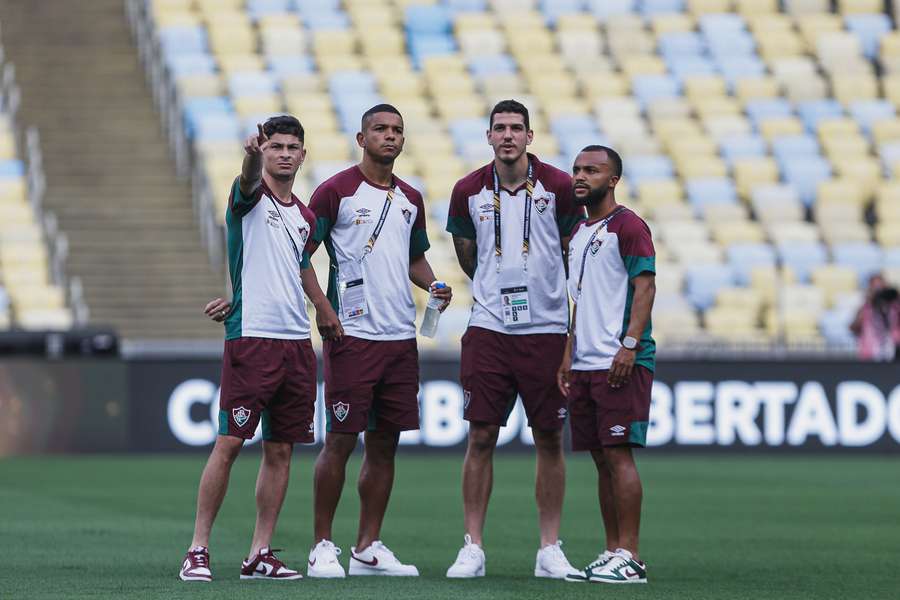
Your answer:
[308,182,341,244]
[408,190,431,258]
[300,205,318,267]
[229,176,264,218]
[446,179,476,239]
[554,179,584,240]
[618,216,656,279]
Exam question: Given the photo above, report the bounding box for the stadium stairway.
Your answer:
[0,0,225,339]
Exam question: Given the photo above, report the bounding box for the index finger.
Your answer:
[257,123,267,144]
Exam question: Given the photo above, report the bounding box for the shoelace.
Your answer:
[190,551,209,568]
[319,542,342,560]
[370,541,396,560]
[261,548,287,569]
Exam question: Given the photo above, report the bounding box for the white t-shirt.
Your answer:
[567,207,656,371]
[309,165,430,341]
[224,177,317,340]
[446,154,584,335]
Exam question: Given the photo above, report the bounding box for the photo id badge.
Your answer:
[498,268,532,327]
[338,259,368,320]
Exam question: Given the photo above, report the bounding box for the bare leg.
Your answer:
[533,428,565,547]
[248,440,293,556]
[355,430,400,551]
[190,435,244,548]
[589,448,620,551]
[603,446,643,560]
[312,432,358,544]
[461,423,500,546]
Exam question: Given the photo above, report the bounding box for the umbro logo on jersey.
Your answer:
[233,407,251,428]
[479,203,493,212]
[356,208,371,216]
[590,238,603,255]
[557,408,567,419]
[333,402,350,422]
[266,210,282,228]
[610,424,626,436]
[533,195,549,213]
[401,208,412,224]
[354,208,373,225]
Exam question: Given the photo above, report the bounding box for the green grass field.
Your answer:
[1,453,897,599]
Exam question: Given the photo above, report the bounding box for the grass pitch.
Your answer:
[1,452,897,599]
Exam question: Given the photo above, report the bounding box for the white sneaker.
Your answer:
[588,548,647,584]
[349,540,419,576]
[307,539,345,579]
[446,534,485,578]
[566,550,617,583]
[534,540,580,579]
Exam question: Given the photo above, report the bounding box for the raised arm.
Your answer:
[239,123,267,197]
[452,235,477,280]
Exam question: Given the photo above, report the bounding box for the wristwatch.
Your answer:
[622,336,638,350]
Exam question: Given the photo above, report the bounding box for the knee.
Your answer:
[532,428,563,454]
[363,432,399,465]
[467,425,500,455]
[322,433,357,461]
[263,441,293,466]
[213,435,243,463]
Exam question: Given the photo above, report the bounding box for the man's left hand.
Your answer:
[432,282,453,312]
[608,346,635,389]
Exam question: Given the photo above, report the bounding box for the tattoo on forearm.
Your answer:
[453,237,477,280]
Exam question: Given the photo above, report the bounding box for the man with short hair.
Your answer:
[303,104,452,578]
[558,145,656,584]
[445,100,583,579]
[180,115,330,582]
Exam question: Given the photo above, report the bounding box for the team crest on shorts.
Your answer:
[401,208,412,224]
[233,407,251,428]
[463,390,471,410]
[589,237,603,255]
[333,402,350,422]
[533,195,549,213]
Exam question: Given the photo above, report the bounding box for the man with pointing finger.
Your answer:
[180,115,338,582]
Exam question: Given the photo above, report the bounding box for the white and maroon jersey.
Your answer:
[224,177,317,341]
[567,207,656,372]
[309,165,429,341]
[446,154,583,335]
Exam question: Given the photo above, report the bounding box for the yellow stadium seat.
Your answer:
[820,134,870,160]
[260,27,305,56]
[434,95,487,120]
[671,241,724,264]
[555,14,599,32]
[712,221,766,245]
[666,135,717,156]
[479,74,525,96]
[880,34,900,73]
[837,0,882,14]
[705,306,765,341]
[736,0,778,15]
[316,55,365,74]
[647,98,692,121]
[746,13,792,33]
[687,0,732,15]
[815,200,864,226]
[380,73,425,97]
[233,95,282,117]
[658,219,709,243]
[811,265,859,307]
[716,286,766,313]
[360,31,406,57]
[280,73,324,94]
[620,55,667,78]
[702,203,749,223]
[648,200,695,221]
[649,13,695,35]
[782,74,829,103]
[693,97,741,119]
[758,116,804,141]
[426,72,476,97]
[734,76,780,102]
[873,118,900,145]
[313,30,357,55]
[175,74,223,99]
[458,29,506,56]
[833,157,881,197]
[831,73,879,105]
[733,157,779,198]
[876,223,900,246]
[684,76,727,101]
[703,115,752,139]
[217,54,265,74]
[820,221,872,245]
[797,13,842,49]
[816,178,868,208]
[678,156,728,179]
[884,267,900,288]
[768,222,821,245]
[581,73,629,99]
[638,179,684,205]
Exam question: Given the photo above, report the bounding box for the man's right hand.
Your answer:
[556,359,571,398]
[316,302,344,342]
[244,123,268,157]
[205,298,231,322]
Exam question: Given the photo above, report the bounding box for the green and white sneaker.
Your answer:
[588,548,647,584]
[565,550,617,583]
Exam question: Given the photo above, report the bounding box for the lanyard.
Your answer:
[362,186,395,258]
[268,197,304,271]
[492,159,534,273]
[575,207,626,298]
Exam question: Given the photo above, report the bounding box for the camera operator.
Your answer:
[850,274,900,361]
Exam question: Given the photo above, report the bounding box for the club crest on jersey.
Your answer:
[333,402,350,422]
[589,237,603,255]
[266,210,282,228]
[297,226,309,245]
[533,195,550,214]
[401,208,412,224]
[233,407,251,428]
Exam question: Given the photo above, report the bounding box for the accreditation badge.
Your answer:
[498,268,532,327]
[338,259,368,319]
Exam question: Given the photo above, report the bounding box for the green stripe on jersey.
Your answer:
[622,279,655,372]
[224,191,245,340]
[410,228,430,257]
[623,255,656,279]
[446,215,476,239]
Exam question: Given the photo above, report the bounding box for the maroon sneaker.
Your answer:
[240,546,302,580]
[180,546,212,582]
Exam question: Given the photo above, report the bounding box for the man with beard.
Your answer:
[445,100,584,579]
[557,145,656,584]
[180,115,316,582]
[303,103,452,578]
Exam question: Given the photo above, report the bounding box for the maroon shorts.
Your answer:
[323,336,419,433]
[568,366,653,450]
[218,337,317,444]
[460,326,568,431]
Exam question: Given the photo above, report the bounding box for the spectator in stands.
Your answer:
[850,274,900,361]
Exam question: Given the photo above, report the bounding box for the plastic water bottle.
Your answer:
[420,281,446,338]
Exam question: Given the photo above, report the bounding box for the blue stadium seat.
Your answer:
[879,141,900,172]
[845,13,892,59]
[167,54,217,77]
[668,56,717,81]
[777,241,827,283]
[228,72,279,98]
[658,32,705,59]
[720,135,767,165]
[268,55,315,76]
[194,113,242,142]
[771,135,820,166]
[551,115,599,139]
[588,0,637,21]
[640,0,685,16]
[329,72,376,96]
[884,247,900,268]
[716,56,766,87]
[446,0,487,11]
[819,308,857,345]
[832,242,883,285]
[686,264,736,310]
[539,0,585,24]
[158,26,207,57]
[728,243,777,286]
[631,75,681,107]
[183,97,234,138]
[797,100,844,132]
[0,160,24,177]
[295,0,341,15]
[406,6,451,35]
[746,99,794,128]
[687,178,739,211]
[706,33,756,60]
[560,135,612,164]
[303,12,349,30]
[468,55,517,77]
[450,119,488,152]
[849,100,895,136]
[248,0,292,18]
[698,13,747,37]
[781,156,831,206]
[408,35,456,67]
[624,155,674,184]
